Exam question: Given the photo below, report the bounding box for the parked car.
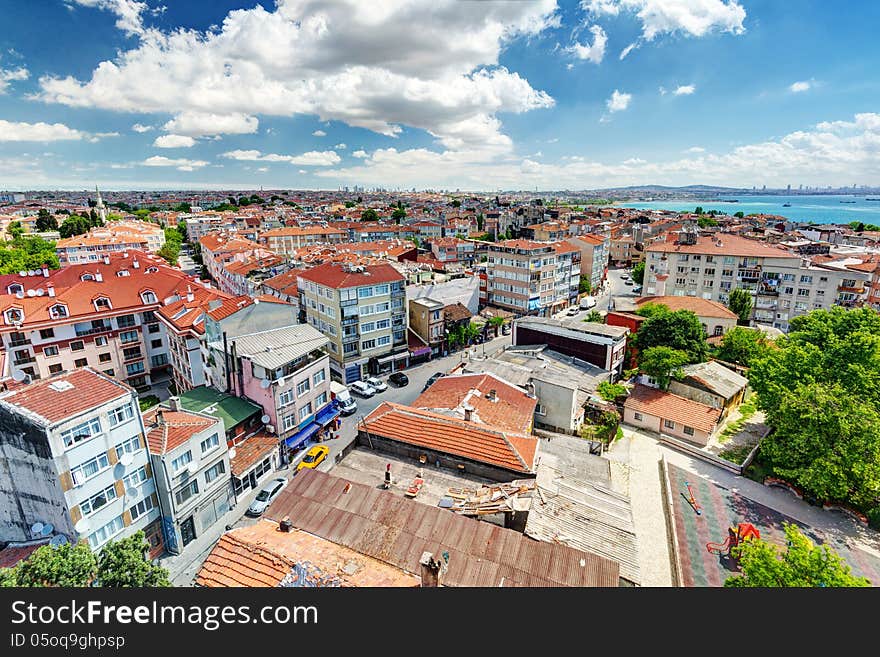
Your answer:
[423,371,446,392]
[579,296,597,310]
[388,372,409,387]
[246,477,288,517]
[296,445,329,472]
[624,279,634,286]
[364,376,387,392]
[566,306,580,316]
[632,285,643,294]
[501,324,511,335]
[621,273,630,281]
[350,380,376,397]
[331,381,357,415]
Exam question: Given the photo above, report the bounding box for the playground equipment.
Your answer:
[684,481,702,515]
[706,523,761,556]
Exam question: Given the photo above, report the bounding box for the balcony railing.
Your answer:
[75,324,112,337]
[8,337,30,347]
[838,285,865,293]
[12,356,35,366]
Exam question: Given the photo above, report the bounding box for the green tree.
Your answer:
[237,196,250,207]
[727,288,753,326]
[637,346,689,390]
[451,199,461,208]
[694,206,704,215]
[96,531,171,587]
[634,307,709,363]
[477,213,484,231]
[0,235,59,274]
[361,208,379,222]
[8,220,24,240]
[578,276,592,295]
[344,201,356,208]
[4,542,97,587]
[697,215,718,228]
[406,236,420,248]
[584,310,603,323]
[133,209,152,222]
[734,211,745,218]
[487,315,505,336]
[35,209,58,232]
[157,242,180,265]
[597,381,628,402]
[714,326,772,366]
[391,207,406,223]
[631,261,645,285]
[59,215,91,238]
[725,523,869,587]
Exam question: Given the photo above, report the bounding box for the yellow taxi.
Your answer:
[296,444,329,472]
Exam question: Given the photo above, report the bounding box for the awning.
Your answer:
[410,346,432,357]
[377,354,395,365]
[285,422,321,450]
[315,403,340,427]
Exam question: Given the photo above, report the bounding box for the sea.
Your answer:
[613,194,880,226]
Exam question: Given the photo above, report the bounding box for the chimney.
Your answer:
[103,255,110,265]
[42,266,49,278]
[94,271,103,282]
[279,516,293,533]
[167,396,180,412]
[462,404,474,422]
[156,408,164,426]
[133,257,140,269]
[487,389,497,402]
[47,284,55,298]
[186,285,194,302]
[419,552,443,588]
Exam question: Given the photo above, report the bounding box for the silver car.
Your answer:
[246,477,288,517]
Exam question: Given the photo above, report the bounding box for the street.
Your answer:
[550,265,638,321]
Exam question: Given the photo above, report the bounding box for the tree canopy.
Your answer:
[578,275,591,295]
[0,234,59,275]
[361,208,379,222]
[637,346,689,390]
[35,209,58,232]
[727,288,753,325]
[725,523,869,587]
[749,307,880,509]
[714,326,772,367]
[391,207,406,223]
[633,307,709,363]
[631,261,645,285]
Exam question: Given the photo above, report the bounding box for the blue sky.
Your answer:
[1,0,879,191]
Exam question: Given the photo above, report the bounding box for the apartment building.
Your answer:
[297,263,408,383]
[567,233,609,294]
[485,240,580,316]
[143,404,230,554]
[198,232,274,282]
[259,226,347,255]
[215,254,286,296]
[429,237,476,265]
[0,369,164,556]
[609,234,636,265]
[55,221,166,266]
[184,215,236,242]
[408,297,445,356]
[206,325,337,459]
[0,252,198,389]
[410,220,443,240]
[645,228,871,331]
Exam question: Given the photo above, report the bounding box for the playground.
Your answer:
[666,462,880,587]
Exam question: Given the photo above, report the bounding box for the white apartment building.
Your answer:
[0,368,164,557]
[645,228,871,331]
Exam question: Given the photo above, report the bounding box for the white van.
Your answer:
[330,381,357,415]
[579,296,597,310]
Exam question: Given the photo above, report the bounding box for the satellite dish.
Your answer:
[74,518,91,534]
[228,447,237,460]
[40,523,54,537]
[26,289,36,297]
[30,522,44,535]
[15,291,24,299]
[261,414,271,424]
[12,370,26,382]
[27,270,36,277]
[36,288,45,296]
[18,270,26,277]
[119,452,134,467]
[49,534,69,548]
[260,378,271,389]
[126,487,139,499]
[187,461,199,475]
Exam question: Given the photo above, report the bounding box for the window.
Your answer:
[74,358,88,368]
[123,466,148,488]
[93,297,111,311]
[312,369,325,386]
[713,326,724,337]
[279,389,295,407]
[71,453,110,485]
[129,495,156,520]
[80,484,118,516]
[87,516,124,549]
[174,480,199,505]
[282,413,297,431]
[315,391,328,407]
[361,339,376,350]
[116,314,136,328]
[358,287,373,299]
[298,403,312,422]
[205,460,226,483]
[296,379,310,396]
[108,402,134,427]
[377,335,391,347]
[95,336,108,347]
[126,362,145,376]
[123,346,142,360]
[99,353,112,363]
[797,288,810,297]
[49,364,63,374]
[360,321,376,333]
[4,308,23,324]
[375,318,391,330]
[49,304,68,319]
[70,341,85,352]
[115,435,140,459]
[535,403,546,416]
[151,339,162,349]
[683,426,695,436]
[43,345,59,357]
[663,419,675,430]
[200,433,219,454]
[171,450,193,473]
[7,283,23,295]
[800,275,813,284]
[39,328,55,340]
[634,412,643,421]
[61,417,102,448]
[148,324,160,334]
[141,290,157,304]
[104,369,115,377]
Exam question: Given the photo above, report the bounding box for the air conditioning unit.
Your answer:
[265,425,275,434]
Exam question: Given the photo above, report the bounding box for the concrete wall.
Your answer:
[356,431,535,483]
[533,379,580,435]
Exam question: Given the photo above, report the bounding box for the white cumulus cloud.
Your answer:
[0,66,29,94]
[312,129,327,137]
[162,112,259,137]
[334,143,347,149]
[221,149,341,166]
[352,150,369,158]
[789,80,811,93]
[0,119,85,142]
[606,89,632,112]
[131,123,153,132]
[673,84,696,95]
[142,155,208,170]
[152,134,196,148]
[68,0,151,37]
[567,25,607,64]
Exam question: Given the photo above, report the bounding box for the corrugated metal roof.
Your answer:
[210,324,329,370]
[266,469,620,587]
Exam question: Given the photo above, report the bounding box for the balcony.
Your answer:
[341,316,359,327]
[12,355,35,366]
[75,324,112,337]
[123,351,144,363]
[8,337,30,347]
[755,300,778,310]
[838,284,866,294]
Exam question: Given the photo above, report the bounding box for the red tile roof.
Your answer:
[230,433,278,477]
[362,402,537,474]
[646,233,797,259]
[156,286,235,335]
[261,269,301,295]
[261,226,347,238]
[635,296,738,320]
[296,262,404,289]
[0,541,49,569]
[195,531,293,587]
[143,408,219,454]
[624,384,721,434]
[443,302,472,323]
[414,372,536,435]
[0,368,131,424]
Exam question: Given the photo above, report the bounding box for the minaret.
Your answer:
[95,185,107,223]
